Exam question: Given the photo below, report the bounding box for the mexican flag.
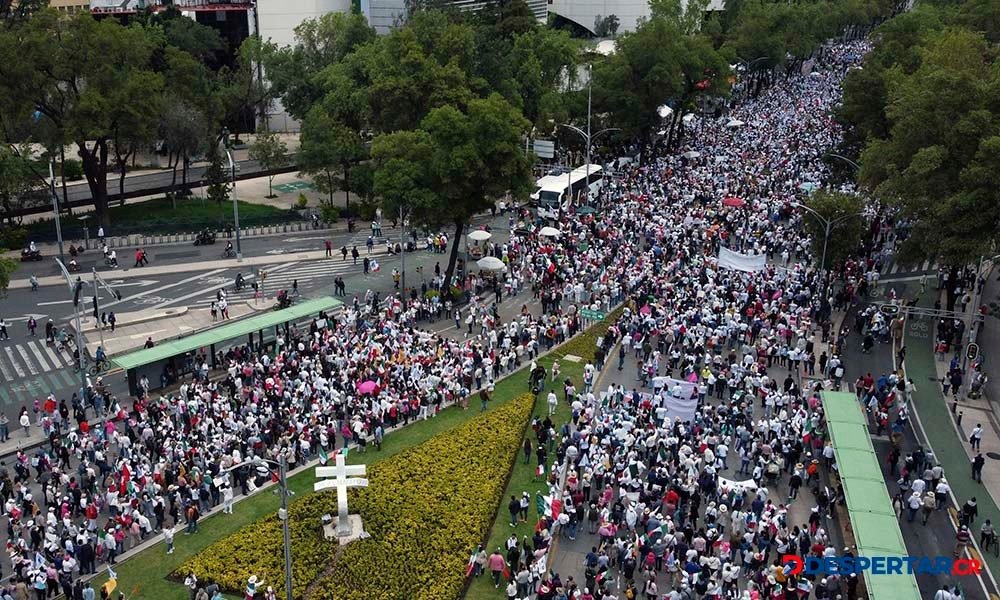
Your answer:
[120,463,131,493]
[535,491,563,519]
[319,446,329,465]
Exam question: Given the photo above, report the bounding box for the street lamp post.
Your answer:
[559,64,620,210]
[826,153,861,172]
[790,201,865,299]
[55,259,87,399]
[91,268,105,351]
[399,204,406,297]
[278,455,292,600]
[48,157,65,263]
[222,132,242,261]
[221,456,293,600]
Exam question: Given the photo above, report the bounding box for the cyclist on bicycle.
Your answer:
[94,346,107,371]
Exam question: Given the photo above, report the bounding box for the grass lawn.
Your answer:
[27,197,293,240]
[90,356,565,598]
[465,355,582,600]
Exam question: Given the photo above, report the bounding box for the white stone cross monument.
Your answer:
[314,453,368,539]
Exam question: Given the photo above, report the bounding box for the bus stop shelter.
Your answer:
[112,296,342,396]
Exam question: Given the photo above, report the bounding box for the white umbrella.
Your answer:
[682,151,701,159]
[538,226,561,238]
[726,119,745,129]
[467,230,492,242]
[682,113,697,125]
[657,104,674,119]
[477,256,506,271]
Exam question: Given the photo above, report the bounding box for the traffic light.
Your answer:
[967,343,980,362]
[72,280,84,306]
[879,304,900,317]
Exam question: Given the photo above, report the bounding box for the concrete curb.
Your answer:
[80,307,188,333]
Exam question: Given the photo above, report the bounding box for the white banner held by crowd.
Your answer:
[717,247,767,272]
[647,378,699,423]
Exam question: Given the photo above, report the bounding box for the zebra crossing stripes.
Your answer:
[192,259,365,307]
[882,259,936,276]
[0,340,77,406]
[0,340,74,379]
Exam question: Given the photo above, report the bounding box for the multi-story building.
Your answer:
[548,0,724,35]
[49,0,90,14]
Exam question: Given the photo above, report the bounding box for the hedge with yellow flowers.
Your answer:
[178,392,535,599]
[554,305,625,362]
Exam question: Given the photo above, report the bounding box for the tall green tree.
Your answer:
[204,141,230,205]
[859,28,1000,266]
[160,100,208,203]
[298,106,366,210]
[0,145,35,225]
[799,191,866,271]
[593,14,728,164]
[248,130,288,199]
[0,11,165,226]
[264,12,376,121]
[372,93,532,287]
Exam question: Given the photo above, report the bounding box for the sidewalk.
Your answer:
[80,303,255,356]
[7,245,390,290]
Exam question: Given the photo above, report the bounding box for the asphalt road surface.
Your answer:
[840,284,997,600]
[0,213,510,408]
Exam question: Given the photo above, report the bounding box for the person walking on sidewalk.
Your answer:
[972,452,985,483]
[970,423,984,450]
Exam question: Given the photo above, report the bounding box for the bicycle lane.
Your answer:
[902,295,1000,598]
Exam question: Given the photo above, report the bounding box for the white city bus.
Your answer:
[531,164,603,220]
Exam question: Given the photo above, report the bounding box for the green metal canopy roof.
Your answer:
[112,296,342,371]
[822,391,922,600]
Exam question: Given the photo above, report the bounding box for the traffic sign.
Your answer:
[967,343,979,361]
[580,308,606,320]
[533,140,555,159]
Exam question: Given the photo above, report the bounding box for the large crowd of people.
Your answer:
[472,41,915,600]
[0,38,950,600]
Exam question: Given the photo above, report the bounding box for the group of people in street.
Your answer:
[0,35,984,600]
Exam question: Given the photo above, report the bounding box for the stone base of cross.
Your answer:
[314,453,368,538]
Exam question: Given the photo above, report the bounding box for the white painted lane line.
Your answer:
[27,341,52,371]
[94,268,230,312]
[4,348,26,378]
[15,345,39,376]
[0,353,15,381]
[42,343,65,368]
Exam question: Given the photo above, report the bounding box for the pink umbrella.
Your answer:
[639,304,652,315]
[357,380,380,395]
[723,196,746,208]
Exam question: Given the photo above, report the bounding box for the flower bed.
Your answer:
[554,305,626,362]
[179,393,535,599]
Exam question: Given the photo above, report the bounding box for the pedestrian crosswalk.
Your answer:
[881,259,937,278]
[191,254,386,307]
[0,339,79,405]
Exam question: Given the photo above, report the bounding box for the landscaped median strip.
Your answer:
[83,308,626,600]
